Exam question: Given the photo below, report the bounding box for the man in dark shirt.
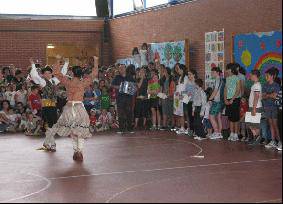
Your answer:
[112,64,136,134]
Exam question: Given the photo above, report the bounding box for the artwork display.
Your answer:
[116,40,189,69]
[116,57,138,67]
[149,40,186,68]
[205,30,225,88]
[233,31,282,78]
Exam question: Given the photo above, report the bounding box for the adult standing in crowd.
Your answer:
[112,64,136,134]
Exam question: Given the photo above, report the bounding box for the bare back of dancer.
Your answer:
[60,56,99,102]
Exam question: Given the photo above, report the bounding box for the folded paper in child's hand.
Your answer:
[245,112,261,124]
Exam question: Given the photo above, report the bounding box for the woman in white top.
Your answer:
[247,70,263,145]
[174,64,189,135]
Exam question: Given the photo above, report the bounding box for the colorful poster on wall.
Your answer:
[233,31,282,79]
[149,40,186,68]
[205,29,225,88]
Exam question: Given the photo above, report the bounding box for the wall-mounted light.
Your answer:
[47,44,55,49]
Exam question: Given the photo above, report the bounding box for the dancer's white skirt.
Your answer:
[47,102,91,139]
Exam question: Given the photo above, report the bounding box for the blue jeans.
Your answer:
[260,118,271,140]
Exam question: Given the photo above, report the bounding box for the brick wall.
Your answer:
[109,0,282,79]
[0,19,104,71]
[0,0,282,77]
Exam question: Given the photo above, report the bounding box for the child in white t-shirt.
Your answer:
[246,70,263,146]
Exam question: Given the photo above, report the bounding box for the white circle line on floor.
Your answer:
[0,158,280,185]
[45,158,280,180]
[0,173,52,203]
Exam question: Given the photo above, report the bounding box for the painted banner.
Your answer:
[233,31,282,78]
[116,57,139,68]
[149,40,186,68]
[205,29,225,88]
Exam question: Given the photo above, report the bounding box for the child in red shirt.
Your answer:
[28,85,42,116]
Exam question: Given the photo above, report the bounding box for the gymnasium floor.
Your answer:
[0,131,282,203]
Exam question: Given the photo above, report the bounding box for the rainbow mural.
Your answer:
[234,31,282,78]
[255,52,282,75]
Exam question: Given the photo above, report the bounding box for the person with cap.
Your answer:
[29,57,69,152]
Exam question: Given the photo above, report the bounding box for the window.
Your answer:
[145,0,168,8]
[0,0,97,16]
[112,0,184,17]
[113,0,134,16]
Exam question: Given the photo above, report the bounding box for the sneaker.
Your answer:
[255,136,262,143]
[176,128,186,135]
[206,133,212,139]
[265,140,278,149]
[209,132,218,140]
[193,135,199,140]
[150,126,157,131]
[194,136,207,141]
[215,133,223,140]
[187,130,194,137]
[171,127,178,132]
[117,131,124,134]
[248,136,261,146]
[228,133,234,141]
[241,137,246,142]
[159,126,166,131]
[277,142,282,151]
[231,134,239,142]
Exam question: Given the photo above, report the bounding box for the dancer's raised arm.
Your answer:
[60,58,70,77]
[29,58,46,88]
[84,56,99,85]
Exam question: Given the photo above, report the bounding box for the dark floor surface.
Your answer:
[0,131,282,203]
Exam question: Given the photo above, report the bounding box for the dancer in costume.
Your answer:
[29,58,69,152]
[44,56,99,162]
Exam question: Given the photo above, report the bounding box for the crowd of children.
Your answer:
[0,42,282,152]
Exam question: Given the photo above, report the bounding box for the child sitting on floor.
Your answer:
[89,109,97,134]
[98,109,112,131]
[22,111,41,136]
[109,105,119,129]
